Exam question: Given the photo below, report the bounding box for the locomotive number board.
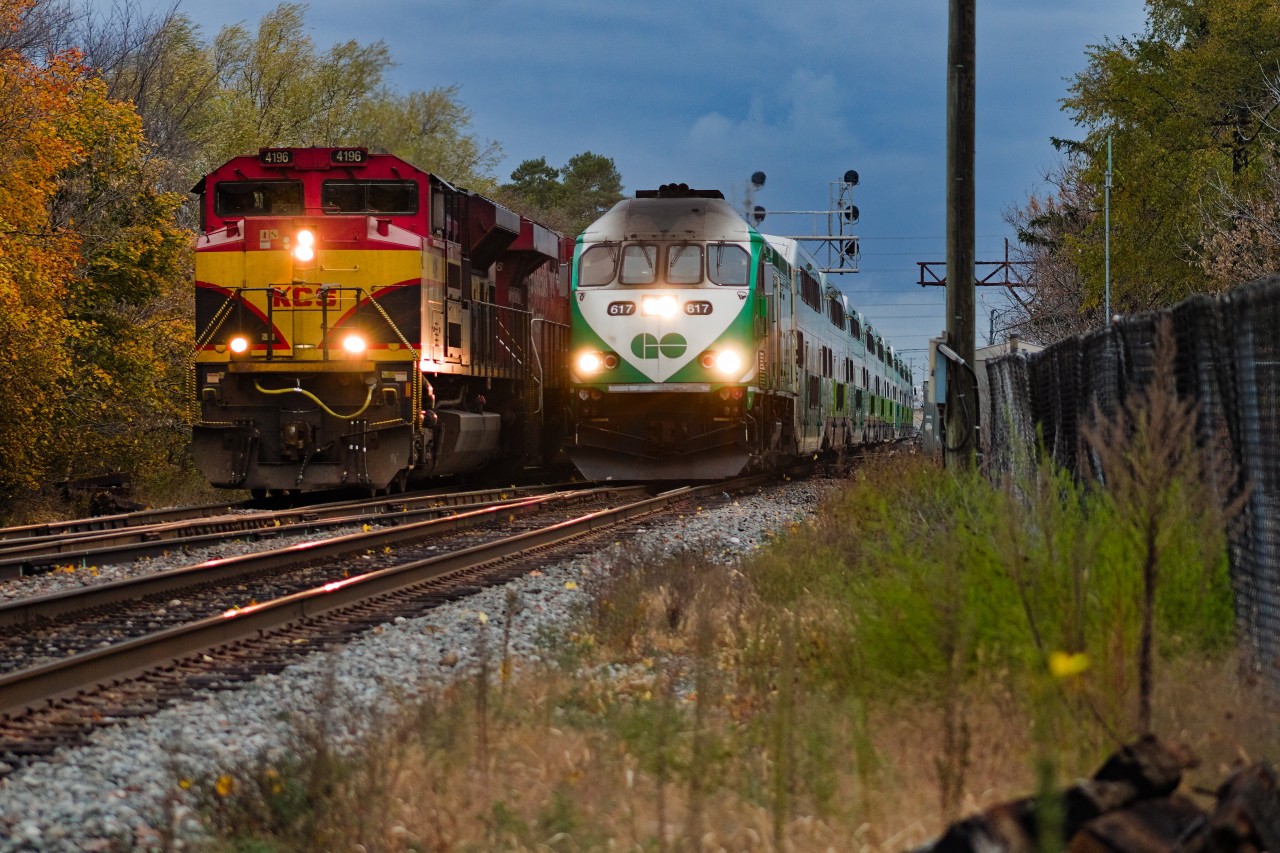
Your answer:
[259,148,293,165]
[256,148,368,166]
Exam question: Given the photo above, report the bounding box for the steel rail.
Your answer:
[0,485,586,578]
[0,502,247,542]
[0,481,586,544]
[0,486,642,630]
[0,477,764,717]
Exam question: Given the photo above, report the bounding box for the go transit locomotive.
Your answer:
[567,184,912,480]
[190,147,571,496]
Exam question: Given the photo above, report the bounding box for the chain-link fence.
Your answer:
[986,275,1280,685]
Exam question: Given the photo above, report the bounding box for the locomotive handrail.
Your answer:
[317,284,362,361]
[359,286,422,427]
[530,318,549,415]
[209,286,286,359]
[492,312,525,366]
[187,290,241,424]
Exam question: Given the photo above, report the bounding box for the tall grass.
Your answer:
[191,376,1271,850]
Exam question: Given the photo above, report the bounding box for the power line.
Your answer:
[858,233,1014,241]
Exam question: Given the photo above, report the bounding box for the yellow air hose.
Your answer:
[253,381,375,419]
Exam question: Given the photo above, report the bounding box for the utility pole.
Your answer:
[1104,134,1112,325]
[944,0,977,468]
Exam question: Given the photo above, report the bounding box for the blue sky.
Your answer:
[151,0,1149,372]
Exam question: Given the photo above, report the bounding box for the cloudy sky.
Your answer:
[147,0,1149,369]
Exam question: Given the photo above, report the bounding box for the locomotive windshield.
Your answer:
[214,180,303,216]
[666,244,702,284]
[322,181,419,214]
[578,240,752,287]
[620,244,657,284]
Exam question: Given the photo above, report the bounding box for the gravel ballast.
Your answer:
[0,479,837,851]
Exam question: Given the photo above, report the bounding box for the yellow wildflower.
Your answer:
[215,775,235,797]
[1049,650,1090,678]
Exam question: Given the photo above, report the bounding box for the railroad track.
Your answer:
[0,479,589,546]
[0,498,252,543]
[0,483,585,578]
[0,476,770,776]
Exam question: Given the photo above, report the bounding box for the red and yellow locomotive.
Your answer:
[190,147,571,495]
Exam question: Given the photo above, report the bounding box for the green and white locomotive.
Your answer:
[567,183,912,480]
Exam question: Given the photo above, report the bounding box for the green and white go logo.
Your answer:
[631,333,687,359]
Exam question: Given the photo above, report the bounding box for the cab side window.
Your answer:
[709,244,750,286]
[578,245,619,286]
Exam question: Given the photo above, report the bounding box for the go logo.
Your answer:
[631,333,687,359]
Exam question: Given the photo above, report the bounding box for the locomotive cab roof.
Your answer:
[583,191,753,243]
[634,184,725,200]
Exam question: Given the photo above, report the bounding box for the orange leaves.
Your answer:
[0,1,35,39]
[0,29,130,497]
[0,12,206,504]
[0,42,88,303]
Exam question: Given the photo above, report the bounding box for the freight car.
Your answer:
[566,183,912,480]
[190,147,571,496]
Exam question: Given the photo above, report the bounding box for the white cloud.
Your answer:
[685,69,855,159]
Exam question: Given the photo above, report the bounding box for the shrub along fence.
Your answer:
[986,274,1280,688]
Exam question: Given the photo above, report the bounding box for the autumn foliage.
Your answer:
[0,0,189,507]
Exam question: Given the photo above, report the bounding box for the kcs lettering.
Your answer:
[273,286,339,308]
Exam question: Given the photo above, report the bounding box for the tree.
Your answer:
[0,0,76,59]
[185,3,501,191]
[1199,74,1280,287]
[202,3,391,170]
[0,1,89,497]
[505,156,561,210]
[558,152,626,233]
[0,0,193,507]
[1010,0,1280,334]
[1002,155,1102,343]
[500,152,624,235]
[46,77,192,485]
[75,2,222,194]
[352,86,502,192]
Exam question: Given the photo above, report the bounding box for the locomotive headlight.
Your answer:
[641,294,678,318]
[576,351,603,374]
[228,335,250,355]
[713,349,742,375]
[293,229,316,263]
[342,333,367,355]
